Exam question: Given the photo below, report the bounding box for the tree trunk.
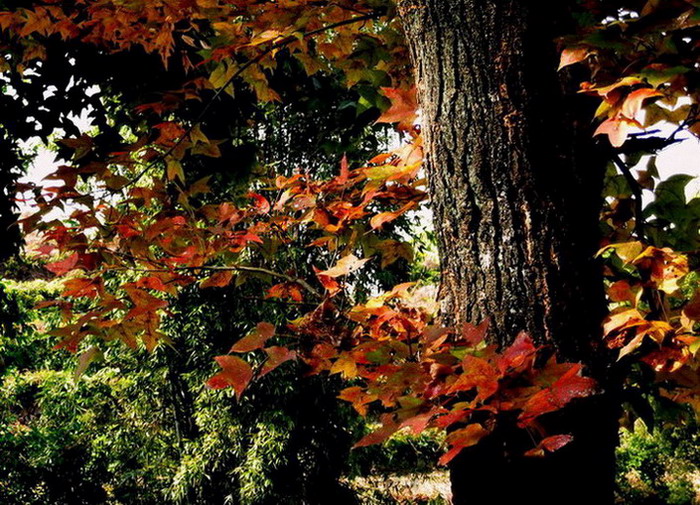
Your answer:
[398,1,618,504]
[0,137,22,261]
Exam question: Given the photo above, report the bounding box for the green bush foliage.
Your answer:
[617,420,700,505]
[0,278,362,504]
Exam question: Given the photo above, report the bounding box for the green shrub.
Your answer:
[616,420,700,505]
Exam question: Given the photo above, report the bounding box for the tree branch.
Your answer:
[611,155,667,319]
[115,264,323,299]
[611,154,645,241]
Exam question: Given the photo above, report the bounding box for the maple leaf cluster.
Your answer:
[9,0,700,467]
[288,295,595,465]
[18,111,591,462]
[0,0,408,102]
[598,241,700,413]
[560,0,700,147]
[557,0,700,422]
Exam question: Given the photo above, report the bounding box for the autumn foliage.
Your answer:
[4,0,700,470]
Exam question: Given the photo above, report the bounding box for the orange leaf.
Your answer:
[525,434,574,457]
[260,346,297,376]
[558,47,589,71]
[266,282,303,302]
[450,355,499,401]
[684,292,700,321]
[370,202,417,230]
[519,365,596,426]
[497,331,537,374]
[336,154,350,185]
[315,271,341,295]
[583,77,643,98]
[46,252,79,275]
[353,420,400,448]
[62,277,102,298]
[200,270,234,288]
[370,211,398,230]
[207,355,253,400]
[618,333,646,360]
[135,276,171,293]
[622,88,663,119]
[377,86,418,130]
[247,192,271,214]
[439,424,490,465]
[400,411,435,435]
[594,117,635,147]
[246,29,282,46]
[338,386,378,416]
[330,352,358,379]
[551,365,596,404]
[231,322,275,353]
[461,319,490,346]
[608,280,636,304]
[603,308,645,337]
[123,286,169,320]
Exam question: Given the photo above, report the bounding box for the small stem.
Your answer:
[114,264,323,299]
[611,155,645,241]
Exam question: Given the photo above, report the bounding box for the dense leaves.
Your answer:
[6,0,700,474]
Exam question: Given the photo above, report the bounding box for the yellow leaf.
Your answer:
[603,308,645,337]
[167,159,185,182]
[597,241,644,262]
[319,254,370,278]
[247,29,283,47]
[331,352,358,379]
[209,61,235,89]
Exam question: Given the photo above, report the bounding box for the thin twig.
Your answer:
[114,264,323,298]
[611,154,645,241]
[239,295,317,307]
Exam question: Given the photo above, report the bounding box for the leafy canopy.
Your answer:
[4,0,700,464]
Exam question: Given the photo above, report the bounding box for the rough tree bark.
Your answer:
[399,1,618,504]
